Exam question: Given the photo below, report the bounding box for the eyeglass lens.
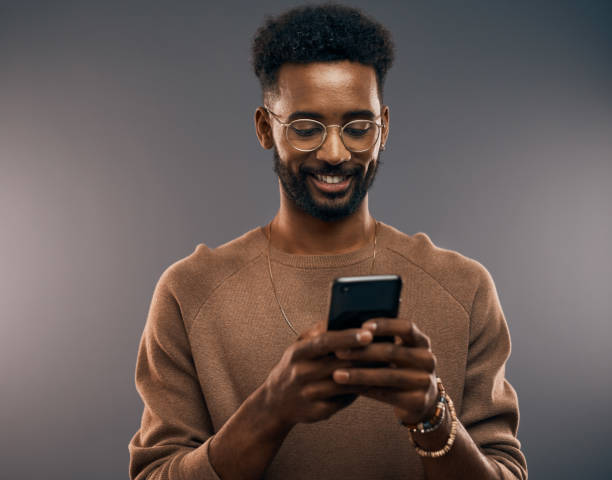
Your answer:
[286,120,380,152]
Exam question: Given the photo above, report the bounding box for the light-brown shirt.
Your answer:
[128,222,527,479]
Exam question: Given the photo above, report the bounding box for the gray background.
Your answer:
[1,1,611,478]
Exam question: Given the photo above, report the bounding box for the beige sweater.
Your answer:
[128,222,527,479]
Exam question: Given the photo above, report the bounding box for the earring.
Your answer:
[381,144,386,151]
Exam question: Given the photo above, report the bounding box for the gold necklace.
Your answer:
[266,220,378,336]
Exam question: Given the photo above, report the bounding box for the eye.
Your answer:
[292,127,320,137]
[344,121,372,137]
[290,121,324,137]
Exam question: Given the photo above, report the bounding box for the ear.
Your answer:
[254,107,275,150]
[381,105,390,150]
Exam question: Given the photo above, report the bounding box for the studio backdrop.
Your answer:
[1,1,611,479]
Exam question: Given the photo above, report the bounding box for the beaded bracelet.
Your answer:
[408,387,459,458]
[413,396,446,434]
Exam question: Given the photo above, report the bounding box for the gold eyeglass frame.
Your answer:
[264,106,385,153]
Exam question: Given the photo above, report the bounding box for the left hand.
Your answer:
[332,319,439,426]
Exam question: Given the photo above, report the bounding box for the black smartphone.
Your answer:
[328,275,402,366]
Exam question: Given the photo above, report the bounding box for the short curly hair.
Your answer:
[252,3,395,101]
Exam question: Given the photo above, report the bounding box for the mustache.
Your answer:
[300,164,362,177]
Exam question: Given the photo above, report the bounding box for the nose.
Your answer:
[315,125,351,165]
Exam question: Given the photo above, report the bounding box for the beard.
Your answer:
[272,148,381,222]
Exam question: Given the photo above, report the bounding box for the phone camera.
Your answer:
[341,286,350,293]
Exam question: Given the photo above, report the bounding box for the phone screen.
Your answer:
[328,275,402,366]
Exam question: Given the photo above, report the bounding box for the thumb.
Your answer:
[297,319,326,341]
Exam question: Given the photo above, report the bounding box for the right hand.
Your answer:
[260,320,374,427]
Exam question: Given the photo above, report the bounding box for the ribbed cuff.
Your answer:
[173,436,221,480]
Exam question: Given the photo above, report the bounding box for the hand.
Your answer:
[332,319,439,426]
[260,320,375,427]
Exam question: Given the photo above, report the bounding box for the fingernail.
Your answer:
[356,331,372,343]
[334,370,350,382]
[363,322,377,331]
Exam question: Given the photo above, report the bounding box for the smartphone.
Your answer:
[328,275,402,366]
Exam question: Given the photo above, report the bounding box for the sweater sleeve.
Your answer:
[128,269,221,480]
[459,263,528,480]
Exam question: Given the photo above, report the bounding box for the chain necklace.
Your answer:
[266,220,378,337]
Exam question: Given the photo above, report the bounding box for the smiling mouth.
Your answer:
[314,174,348,184]
[309,173,352,193]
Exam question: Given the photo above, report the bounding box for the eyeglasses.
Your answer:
[265,107,384,153]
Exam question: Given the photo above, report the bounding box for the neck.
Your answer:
[269,192,376,255]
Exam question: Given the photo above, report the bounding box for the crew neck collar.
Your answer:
[257,221,387,269]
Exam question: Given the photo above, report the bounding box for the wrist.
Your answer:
[421,394,441,421]
[401,377,445,433]
[410,399,451,448]
[250,383,295,440]
[408,381,459,458]
[208,384,294,479]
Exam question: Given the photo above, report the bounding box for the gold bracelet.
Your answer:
[408,389,458,458]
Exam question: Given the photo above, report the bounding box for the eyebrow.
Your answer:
[287,109,377,122]
[343,110,377,120]
[287,111,324,121]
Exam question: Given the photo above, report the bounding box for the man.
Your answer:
[129,4,527,480]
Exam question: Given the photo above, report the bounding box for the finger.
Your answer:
[312,394,359,417]
[295,357,355,383]
[332,367,432,390]
[359,388,427,411]
[301,379,371,401]
[293,328,373,361]
[362,319,430,349]
[335,344,436,372]
[408,323,431,349]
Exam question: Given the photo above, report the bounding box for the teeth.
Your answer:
[315,175,347,184]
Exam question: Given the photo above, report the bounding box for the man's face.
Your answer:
[265,61,389,222]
